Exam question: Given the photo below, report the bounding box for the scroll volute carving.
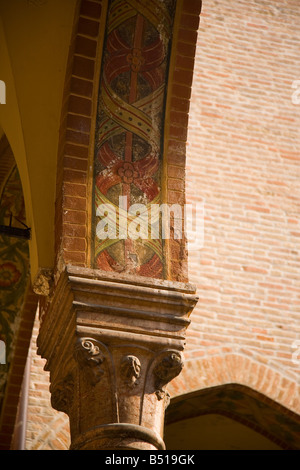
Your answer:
[120,355,141,388]
[74,338,106,386]
[153,351,184,404]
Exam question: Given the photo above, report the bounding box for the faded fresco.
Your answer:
[93,0,176,278]
[0,162,30,408]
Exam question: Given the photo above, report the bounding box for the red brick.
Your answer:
[63,182,87,198]
[175,55,195,72]
[63,209,86,225]
[178,28,198,45]
[77,17,100,38]
[64,143,89,159]
[63,195,87,211]
[80,0,102,19]
[70,77,93,98]
[173,68,194,87]
[169,124,188,142]
[168,165,186,179]
[64,250,87,264]
[66,114,91,133]
[68,95,92,116]
[64,156,88,172]
[75,36,97,58]
[170,96,191,113]
[168,178,185,191]
[63,168,87,185]
[168,190,185,205]
[63,237,86,252]
[172,83,192,100]
[66,129,90,146]
[167,139,187,156]
[177,41,197,58]
[63,223,86,238]
[73,56,95,80]
[182,0,202,15]
[167,152,186,166]
[243,266,268,275]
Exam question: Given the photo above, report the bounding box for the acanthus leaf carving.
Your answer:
[50,374,74,413]
[120,355,141,388]
[153,351,184,403]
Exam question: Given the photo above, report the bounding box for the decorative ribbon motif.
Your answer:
[93,0,176,278]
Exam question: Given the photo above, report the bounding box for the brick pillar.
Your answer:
[37,0,201,451]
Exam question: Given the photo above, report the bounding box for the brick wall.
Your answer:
[176,0,300,411]
[25,316,70,450]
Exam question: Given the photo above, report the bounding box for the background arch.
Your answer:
[168,351,300,415]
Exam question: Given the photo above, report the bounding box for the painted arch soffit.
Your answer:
[92,0,177,279]
[0,135,30,412]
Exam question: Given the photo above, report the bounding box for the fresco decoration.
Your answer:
[0,165,30,407]
[93,0,177,278]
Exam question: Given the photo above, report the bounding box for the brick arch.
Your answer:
[54,0,202,283]
[165,382,300,450]
[168,351,300,414]
[167,352,300,449]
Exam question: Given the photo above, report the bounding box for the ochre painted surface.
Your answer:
[0,0,77,280]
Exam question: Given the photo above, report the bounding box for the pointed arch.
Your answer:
[166,381,300,449]
[169,352,300,415]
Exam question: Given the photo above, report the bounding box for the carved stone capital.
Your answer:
[37,267,198,450]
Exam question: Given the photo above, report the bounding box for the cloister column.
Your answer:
[38,267,197,450]
[37,0,202,450]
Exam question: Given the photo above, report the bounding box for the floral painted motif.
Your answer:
[126,48,145,73]
[0,262,21,288]
[117,162,138,185]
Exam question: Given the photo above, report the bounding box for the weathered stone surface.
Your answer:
[37,266,198,450]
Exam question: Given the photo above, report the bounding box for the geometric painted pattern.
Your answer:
[93,0,176,278]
